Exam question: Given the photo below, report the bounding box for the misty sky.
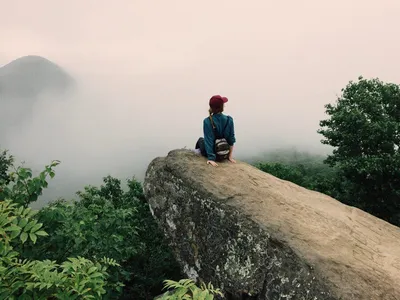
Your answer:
[1,0,400,207]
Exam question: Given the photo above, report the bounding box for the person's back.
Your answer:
[195,95,236,167]
[203,113,230,139]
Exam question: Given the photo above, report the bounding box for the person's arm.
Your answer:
[229,145,234,158]
[203,118,216,161]
[226,117,236,162]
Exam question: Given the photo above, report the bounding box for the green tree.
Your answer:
[0,149,13,186]
[318,76,400,225]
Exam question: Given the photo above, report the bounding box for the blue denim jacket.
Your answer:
[203,113,236,161]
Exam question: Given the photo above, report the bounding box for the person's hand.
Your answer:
[228,157,236,163]
[207,160,218,167]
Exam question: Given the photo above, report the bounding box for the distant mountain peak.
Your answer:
[0,55,74,98]
[1,55,69,76]
[5,55,52,63]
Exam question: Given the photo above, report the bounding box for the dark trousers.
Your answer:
[195,137,207,157]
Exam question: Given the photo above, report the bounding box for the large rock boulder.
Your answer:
[144,149,400,300]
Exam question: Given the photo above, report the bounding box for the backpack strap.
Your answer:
[209,115,219,139]
[209,115,230,140]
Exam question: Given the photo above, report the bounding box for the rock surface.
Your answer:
[144,149,400,300]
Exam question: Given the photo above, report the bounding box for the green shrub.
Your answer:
[0,198,120,299]
[158,279,223,300]
[22,173,181,299]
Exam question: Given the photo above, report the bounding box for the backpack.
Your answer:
[209,115,231,161]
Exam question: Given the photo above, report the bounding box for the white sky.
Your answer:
[1,0,400,206]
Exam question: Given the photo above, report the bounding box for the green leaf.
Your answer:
[17,293,32,300]
[90,272,104,279]
[18,218,28,228]
[24,220,37,232]
[20,232,28,243]
[7,250,19,259]
[29,233,37,244]
[5,225,21,232]
[35,230,48,236]
[30,223,42,233]
[28,193,38,203]
[192,288,200,298]
[87,266,97,274]
[205,294,214,300]
[198,290,209,300]
[10,229,21,239]
[174,287,188,297]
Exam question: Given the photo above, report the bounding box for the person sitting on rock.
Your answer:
[195,94,236,167]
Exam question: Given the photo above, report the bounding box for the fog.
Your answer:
[1,0,400,207]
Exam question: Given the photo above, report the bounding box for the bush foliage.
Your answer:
[0,156,183,299]
[0,165,120,299]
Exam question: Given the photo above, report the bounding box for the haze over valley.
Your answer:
[1,0,400,207]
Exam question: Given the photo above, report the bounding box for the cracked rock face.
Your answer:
[144,149,400,300]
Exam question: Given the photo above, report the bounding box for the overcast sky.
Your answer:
[1,0,400,206]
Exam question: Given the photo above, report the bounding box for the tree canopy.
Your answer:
[318,76,400,223]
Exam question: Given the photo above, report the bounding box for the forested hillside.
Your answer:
[1,76,400,299]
